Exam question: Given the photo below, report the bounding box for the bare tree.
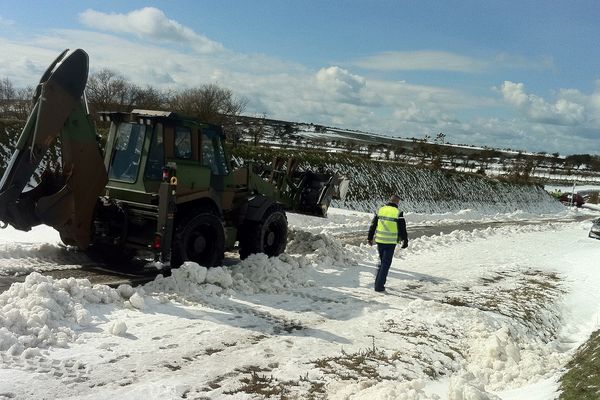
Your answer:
[434,132,446,144]
[249,113,267,146]
[0,77,16,118]
[169,83,247,126]
[0,78,15,102]
[13,86,34,119]
[0,78,34,119]
[86,69,134,113]
[131,85,171,110]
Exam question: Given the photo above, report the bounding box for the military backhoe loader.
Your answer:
[0,49,349,268]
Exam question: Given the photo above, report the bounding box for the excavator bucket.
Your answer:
[0,49,107,248]
[297,171,349,217]
[257,156,350,217]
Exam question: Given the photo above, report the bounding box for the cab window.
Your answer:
[174,127,192,159]
[201,128,229,175]
[145,124,164,180]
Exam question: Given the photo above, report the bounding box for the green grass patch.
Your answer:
[559,329,600,400]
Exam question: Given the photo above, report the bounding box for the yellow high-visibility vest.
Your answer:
[375,205,400,244]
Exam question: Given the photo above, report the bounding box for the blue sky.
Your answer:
[1,1,599,155]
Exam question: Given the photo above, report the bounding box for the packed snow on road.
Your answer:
[0,206,599,400]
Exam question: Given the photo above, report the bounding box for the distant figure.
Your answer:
[367,194,408,292]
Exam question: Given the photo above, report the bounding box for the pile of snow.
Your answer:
[147,229,365,298]
[147,252,327,298]
[228,253,313,294]
[449,372,502,400]
[461,317,566,392]
[0,225,369,359]
[0,273,122,356]
[287,229,359,267]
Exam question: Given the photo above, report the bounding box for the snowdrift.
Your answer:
[328,160,563,214]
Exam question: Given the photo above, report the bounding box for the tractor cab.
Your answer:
[100,110,232,201]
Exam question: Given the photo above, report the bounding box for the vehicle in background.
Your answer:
[589,218,600,240]
[559,193,585,207]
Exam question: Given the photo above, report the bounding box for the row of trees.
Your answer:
[0,70,247,130]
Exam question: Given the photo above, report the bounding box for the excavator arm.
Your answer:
[0,49,107,248]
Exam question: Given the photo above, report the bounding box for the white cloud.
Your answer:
[393,103,459,125]
[79,7,223,53]
[315,66,366,103]
[493,53,555,71]
[353,50,556,74]
[458,117,599,155]
[501,81,586,126]
[353,50,486,72]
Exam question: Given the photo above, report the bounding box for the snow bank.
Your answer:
[449,372,502,400]
[0,273,122,355]
[227,253,310,294]
[401,222,569,258]
[324,159,565,215]
[287,229,358,267]
[144,229,365,299]
[147,255,309,298]
[459,317,566,393]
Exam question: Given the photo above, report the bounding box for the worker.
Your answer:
[367,194,408,292]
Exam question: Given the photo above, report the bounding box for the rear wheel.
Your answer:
[239,204,287,259]
[173,212,225,268]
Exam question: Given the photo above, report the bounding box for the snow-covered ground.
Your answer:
[0,206,599,399]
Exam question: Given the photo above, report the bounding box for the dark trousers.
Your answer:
[375,243,396,291]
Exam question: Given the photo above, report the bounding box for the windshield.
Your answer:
[108,123,147,182]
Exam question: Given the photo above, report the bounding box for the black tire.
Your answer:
[239,204,287,259]
[173,212,225,268]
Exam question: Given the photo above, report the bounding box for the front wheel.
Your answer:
[239,204,288,259]
[173,212,225,268]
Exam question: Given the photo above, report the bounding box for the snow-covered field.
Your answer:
[0,207,599,399]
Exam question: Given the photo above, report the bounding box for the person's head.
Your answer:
[389,194,400,204]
